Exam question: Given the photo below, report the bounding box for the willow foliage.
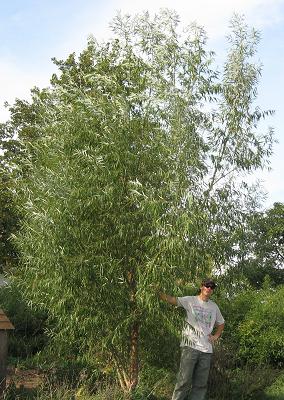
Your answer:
[11,11,274,389]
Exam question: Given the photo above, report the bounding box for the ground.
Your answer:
[7,366,44,389]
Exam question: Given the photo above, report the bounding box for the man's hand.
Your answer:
[208,334,219,344]
[208,323,225,343]
[149,284,178,306]
[159,292,177,306]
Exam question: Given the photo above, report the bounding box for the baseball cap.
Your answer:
[201,278,216,289]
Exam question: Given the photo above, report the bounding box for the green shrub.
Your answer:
[237,286,284,365]
[135,365,175,400]
[218,285,284,367]
[262,372,284,399]
[229,366,280,400]
[76,384,124,400]
[0,282,47,360]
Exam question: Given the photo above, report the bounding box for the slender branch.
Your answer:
[211,166,237,187]
[207,135,229,195]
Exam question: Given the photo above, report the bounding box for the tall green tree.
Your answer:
[9,11,274,391]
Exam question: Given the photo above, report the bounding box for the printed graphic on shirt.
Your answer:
[181,322,210,351]
[192,306,213,327]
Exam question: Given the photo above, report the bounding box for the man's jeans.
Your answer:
[171,347,212,400]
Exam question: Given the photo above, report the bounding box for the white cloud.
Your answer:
[0,60,56,122]
[106,0,284,38]
[0,61,31,121]
[47,0,284,76]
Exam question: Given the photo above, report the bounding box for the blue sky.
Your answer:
[0,0,284,209]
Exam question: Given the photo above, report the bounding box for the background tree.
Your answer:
[6,11,274,392]
[0,88,54,272]
[0,168,18,271]
[223,202,284,287]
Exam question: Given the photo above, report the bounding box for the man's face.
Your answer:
[200,283,215,297]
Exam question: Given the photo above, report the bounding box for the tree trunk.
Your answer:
[129,320,139,391]
[117,367,131,392]
[114,320,140,393]
[127,268,140,392]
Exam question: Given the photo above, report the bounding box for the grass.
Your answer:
[260,372,284,400]
[3,376,284,400]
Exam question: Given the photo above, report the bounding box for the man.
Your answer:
[159,278,225,400]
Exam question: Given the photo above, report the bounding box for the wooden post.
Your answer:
[0,309,14,397]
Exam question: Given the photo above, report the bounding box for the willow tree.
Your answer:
[11,11,273,391]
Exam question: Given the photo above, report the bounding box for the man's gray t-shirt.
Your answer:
[177,296,224,353]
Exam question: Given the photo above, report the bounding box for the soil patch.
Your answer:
[6,366,44,389]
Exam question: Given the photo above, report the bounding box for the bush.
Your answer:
[237,285,284,366]
[229,366,280,400]
[135,365,175,400]
[262,372,284,399]
[218,284,284,367]
[0,282,47,360]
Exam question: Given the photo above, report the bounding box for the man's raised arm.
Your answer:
[159,292,178,306]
